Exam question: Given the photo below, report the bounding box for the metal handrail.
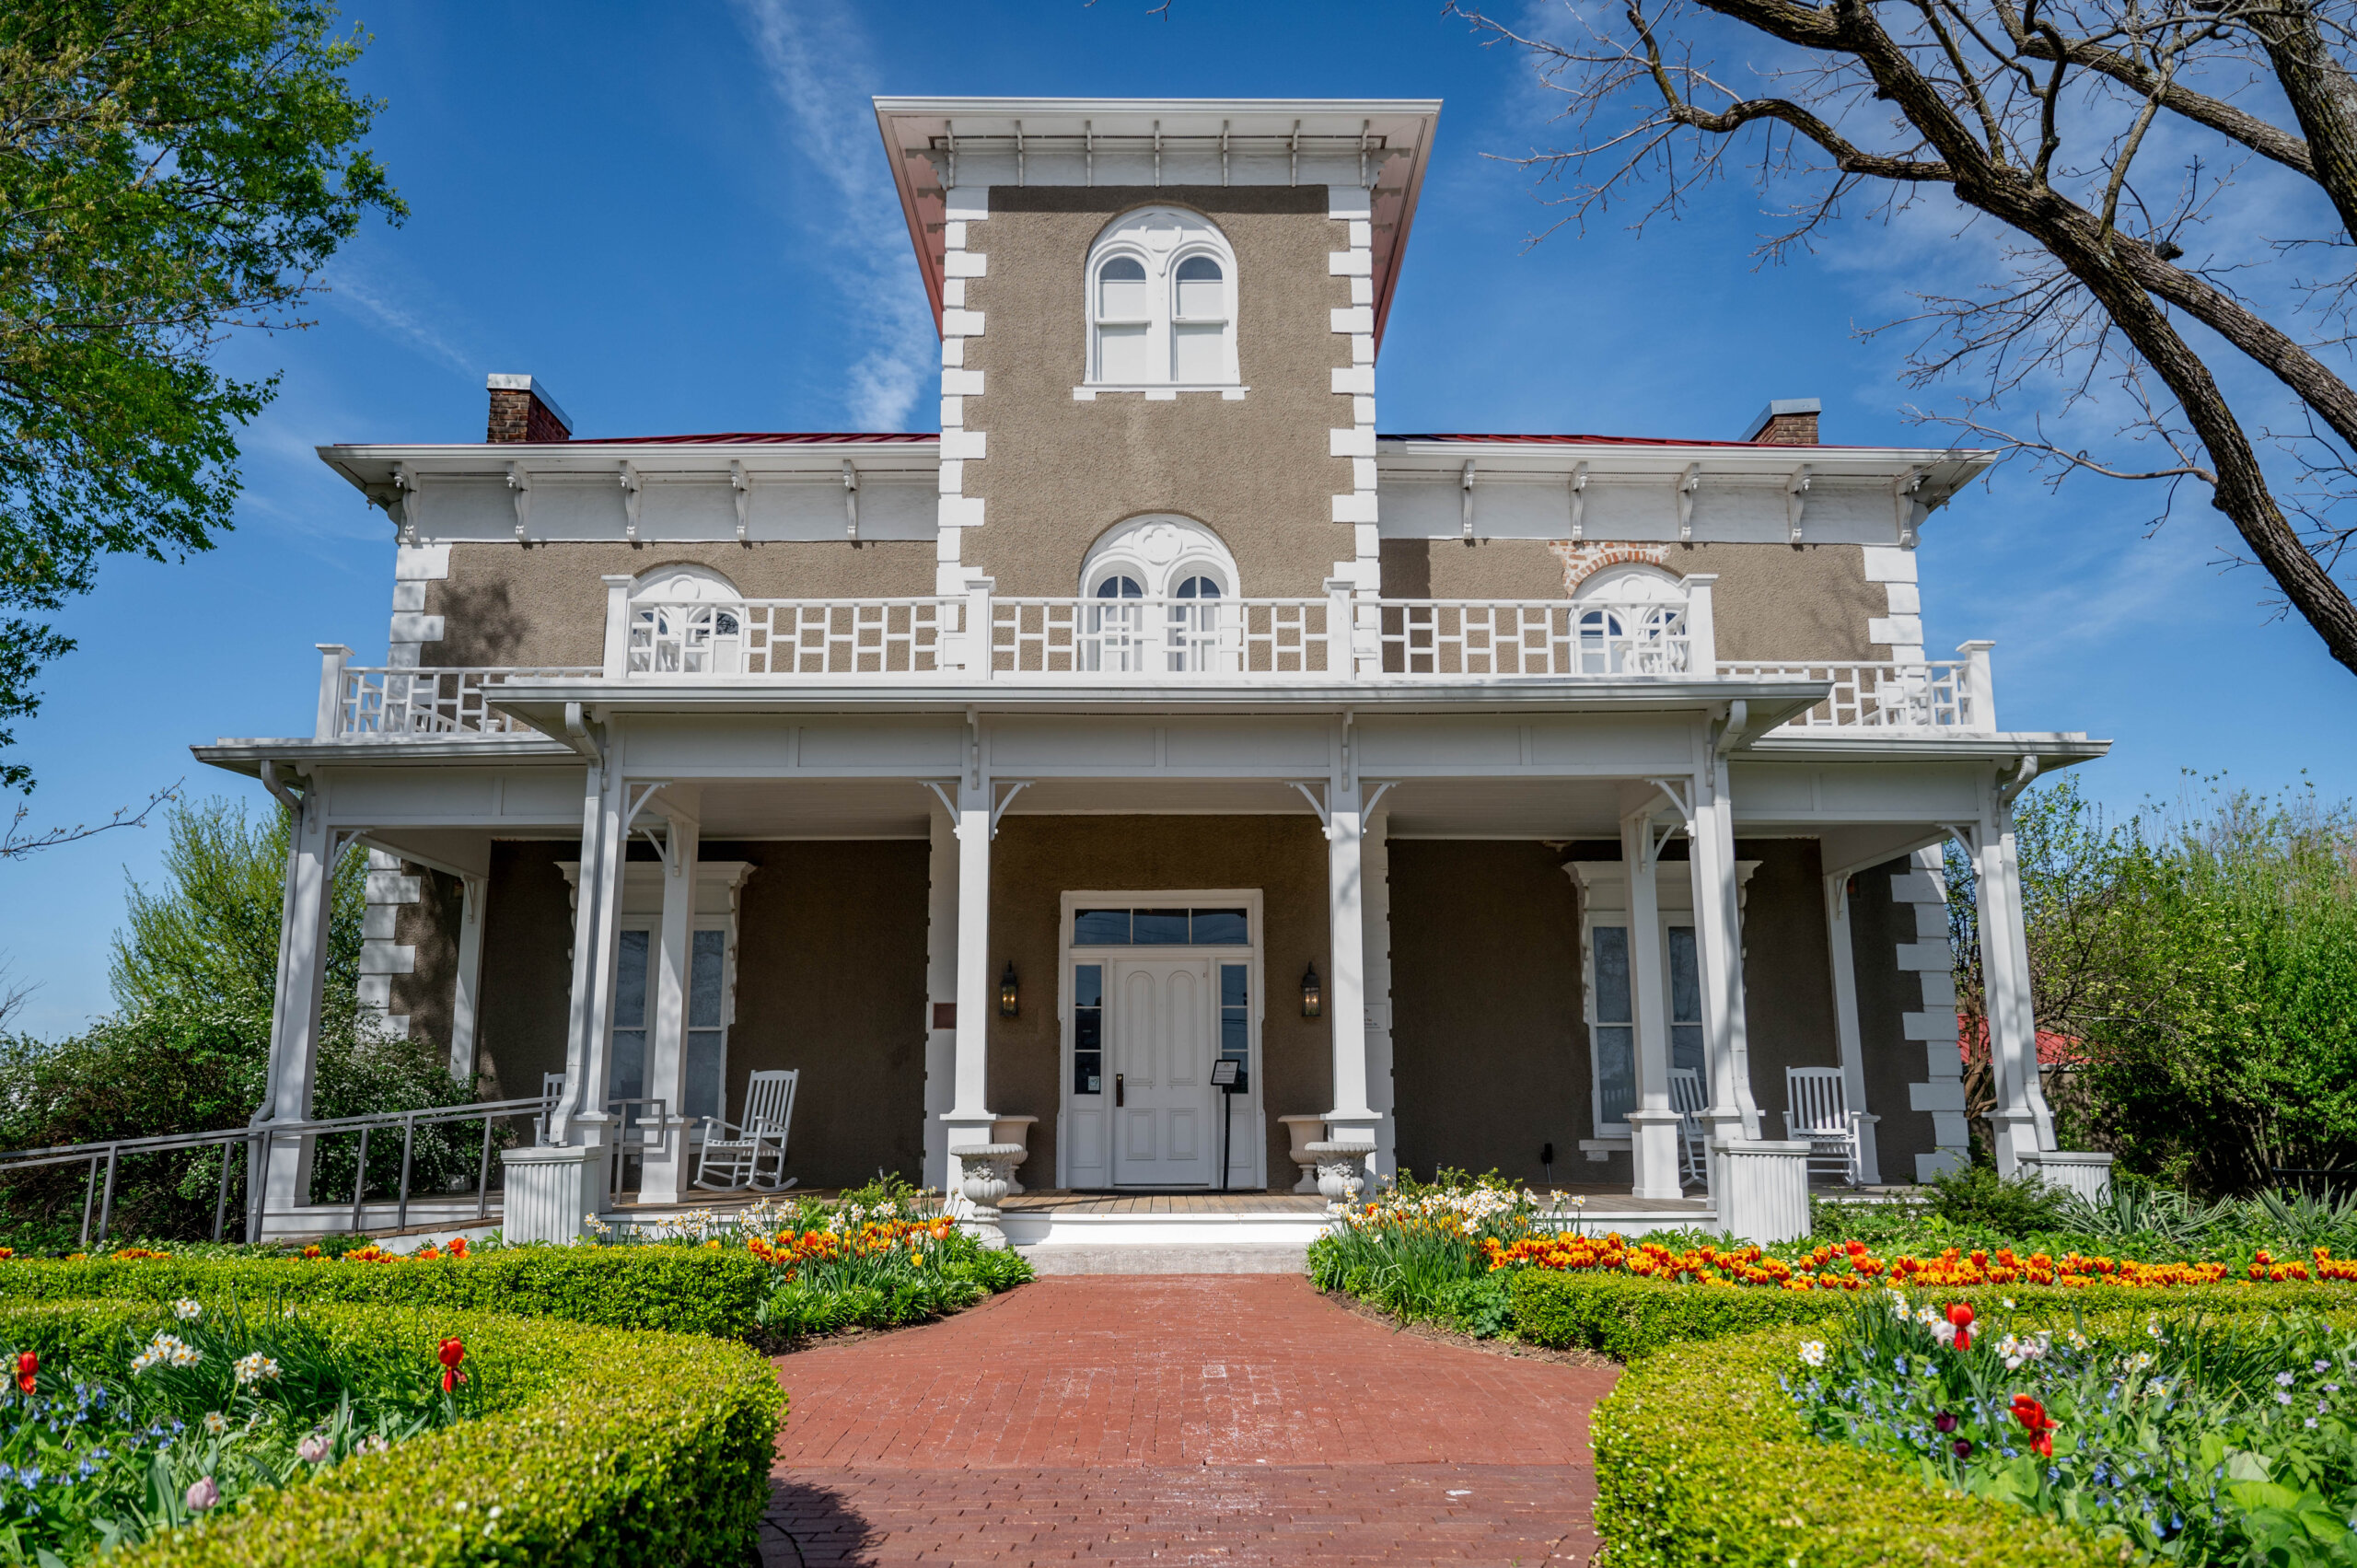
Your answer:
[0,1097,633,1250]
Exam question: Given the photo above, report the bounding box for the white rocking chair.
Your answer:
[1667,1067,1709,1188]
[693,1069,799,1192]
[531,1072,565,1147]
[1782,1065,1864,1187]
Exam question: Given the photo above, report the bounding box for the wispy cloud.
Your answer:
[732,0,937,431]
[323,263,478,377]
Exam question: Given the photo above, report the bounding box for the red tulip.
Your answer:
[437,1336,465,1392]
[14,1352,33,1396]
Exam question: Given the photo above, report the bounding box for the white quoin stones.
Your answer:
[937,189,990,598]
[1327,187,1379,614]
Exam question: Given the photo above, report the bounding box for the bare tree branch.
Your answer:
[0,778,180,861]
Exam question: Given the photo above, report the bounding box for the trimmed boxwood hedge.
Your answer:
[1509,1269,2357,1359]
[1593,1317,2126,1568]
[0,1295,785,1565]
[1563,1278,2357,1567]
[0,1247,771,1337]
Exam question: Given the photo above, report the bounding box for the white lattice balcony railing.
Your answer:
[317,654,600,739]
[1717,644,1995,732]
[1371,598,1692,678]
[627,597,959,676]
[306,581,2001,739]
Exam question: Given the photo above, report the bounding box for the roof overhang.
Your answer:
[873,96,1442,349]
[1378,436,1994,508]
[314,436,943,504]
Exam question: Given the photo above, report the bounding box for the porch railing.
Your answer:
[1716,642,1994,732]
[307,584,2003,735]
[321,656,600,739]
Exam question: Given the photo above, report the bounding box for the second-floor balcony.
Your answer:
[312,578,2001,742]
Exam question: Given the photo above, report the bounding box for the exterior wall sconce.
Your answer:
[999,960,1020,1019]
[1300,961,1322,1018]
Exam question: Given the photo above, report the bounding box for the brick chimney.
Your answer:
[1746,398,1820,446]
[485,373,573,444]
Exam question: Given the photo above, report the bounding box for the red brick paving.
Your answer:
[764,1274,1617,1566]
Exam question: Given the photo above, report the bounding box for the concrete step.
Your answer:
[1018,1243,1308,1275]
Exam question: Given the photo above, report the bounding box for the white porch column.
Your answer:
[1620,805,1682,1199]
[1975,794,2057,1173]
[1689,752,1762,1197]
[506,751,625,1241]
[1362,798,1397,1184]
[922,807,959,1191]
[447,875,486,1084]
[1323,777,1378,1146]
[1822,874,1884,1185]
[638,789,701,1206]
[255,771,340,1226]
[940,774,999,1203]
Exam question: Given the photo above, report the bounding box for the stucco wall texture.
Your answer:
[423,541,936,667]
[1851,855,1942,1179]
[1379,539,1892,661]
[962,186,1357,598]
[471,838,930,1191]
[984,814,1333,1190]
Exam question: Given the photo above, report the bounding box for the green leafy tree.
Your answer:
[1951,778,2357,1193]
[0,0,401,789]
[110,794,362,1010]
[0,796,475,1243]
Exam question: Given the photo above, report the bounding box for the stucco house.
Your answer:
[196,97,2111,1245]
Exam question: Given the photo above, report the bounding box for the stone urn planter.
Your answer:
[1306,1139,1375,1211]
[1278,1115,1329,1195]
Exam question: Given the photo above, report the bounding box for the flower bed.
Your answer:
[1792,1295,2357,1563]
[1486,1232,2289,1291]
[1593,1313,2124,1568]
[0,1295,782,1565]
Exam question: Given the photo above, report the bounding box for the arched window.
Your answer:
[1572,565,1688,676]
[1079,516,1240,672]
[1085,209,1239,389]
[628,564,744,675]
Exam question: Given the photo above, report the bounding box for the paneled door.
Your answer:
[1109,957,1216,1187]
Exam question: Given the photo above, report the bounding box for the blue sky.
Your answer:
[0,0,2345,1037]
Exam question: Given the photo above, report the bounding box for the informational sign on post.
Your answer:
[1212,1060,1245,1191]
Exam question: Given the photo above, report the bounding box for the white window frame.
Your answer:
[1566,858,1756,1152]
[1079,207,1244,397]
[559,860,751,1133]
[1056,889,1265,1191]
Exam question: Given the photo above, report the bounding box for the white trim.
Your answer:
[1057,888,1266,1191]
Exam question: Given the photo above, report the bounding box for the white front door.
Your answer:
[1109,957,1216,1187]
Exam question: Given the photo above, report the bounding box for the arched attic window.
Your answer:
[628,564,745,675]
[1572,564,1688,676]
[1079,515,1239,672]
[1086,209,1238,389]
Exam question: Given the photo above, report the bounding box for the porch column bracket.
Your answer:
[1643,776,1693,827]
[989,781,1032,839]
[1712,699,1749,759]
[563,703,603,765]
[1361,781,1398,819]
[622,782,670,832]
[1289,781,1331,834]
[922,780,958,824]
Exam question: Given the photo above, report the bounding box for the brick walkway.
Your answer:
[763,1274,1617,1566]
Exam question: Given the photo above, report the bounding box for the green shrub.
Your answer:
[0,1248,772,1338]
[39,1296,787,1567]
[1510,1271,1856,1358]
[1926,1164,2073,1233]
[1593,1318,2120,1567]
[1508,1270,2357,1359]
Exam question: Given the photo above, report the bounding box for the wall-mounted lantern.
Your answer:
[999,960,1020,1018]
[1300,961,1323,1018]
